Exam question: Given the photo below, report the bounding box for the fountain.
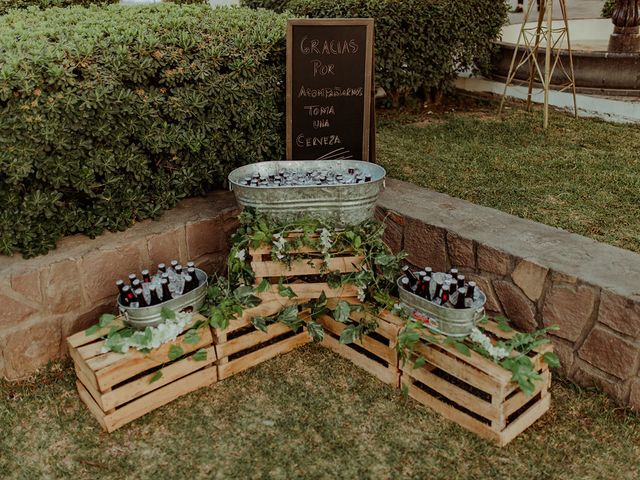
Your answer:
[492,1,640,96]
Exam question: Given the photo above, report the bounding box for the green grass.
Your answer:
[2,345,639,479]
[376,103,640,253]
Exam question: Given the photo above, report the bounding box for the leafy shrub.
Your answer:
[240,0,289,12]
[0,0,206,16]
[0,4,288,257]
[249,0,508,105]
[602,0,614,18]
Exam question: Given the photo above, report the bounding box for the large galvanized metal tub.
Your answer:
[228,160,386,226]
[117,268,208,330]
[397,274,486,338]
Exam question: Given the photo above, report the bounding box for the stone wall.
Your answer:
[377,179,640,410]
[0,192,239,380]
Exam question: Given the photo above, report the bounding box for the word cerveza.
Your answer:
[296,133,341,148]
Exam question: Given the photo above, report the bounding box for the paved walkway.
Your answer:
[507,0,604,23]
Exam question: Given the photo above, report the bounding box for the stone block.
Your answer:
[551,270,578,284]
[572,363,627,403]
[477,245,512,276]
[81,244,143,304]
[382,217,403,253]
[2,318,61,379]
[466,274,501,313]
[446,232,475,269]
[404,218,447,272]
[196,253,227,276]
[148,227,184,266]
[630,379,640,411]
[542,283,598,342]
[578,326,638,380]
[512,259,549,301]
[10,269,43,305]
[42,259,85,313]
[0,293,37,331]
[492,280,538,332]
[550,337,575,376]
[186,218,226,260]
[597,290,640,339]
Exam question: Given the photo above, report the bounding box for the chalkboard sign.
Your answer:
[286,19,374,161]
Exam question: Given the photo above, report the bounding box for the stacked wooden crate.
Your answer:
[67,313,216,433]
[399,319,553,446]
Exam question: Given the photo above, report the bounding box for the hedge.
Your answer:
[602,0,614,18]
[0,5,288,257]
[0,0,206,16]
[250,0,508,105]
[240,0,289,12]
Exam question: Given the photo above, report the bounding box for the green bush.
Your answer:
[240,0,289,12]
[602,0,614,18]
[250,0,508,105]
[0,0,206,16]
[0,4,288,257]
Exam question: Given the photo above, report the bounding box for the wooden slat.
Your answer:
[318,315,394,364]
[91,328,213,391]
[498,394,551,446]
[434,340,513,385]
[251,256,363,278]
[401,363,499,421]
[410,342,502,395]
[76,381,109,431]
[216,322,292,359]
[220,300,296,335]
[321,334,398,385]
[502,370,551,418]
[67,317,126,349]
[324,298,402,340]
[69,346,100,392]
[101,346,217,411]
[256,283,358,302]
[218,332,311,379]
[406,383,501,444]
[102,367,217,433]
[248,233,320,255]
[75,366,107,411]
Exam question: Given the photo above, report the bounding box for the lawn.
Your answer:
[2,345,639,479]
[376,100,640,254]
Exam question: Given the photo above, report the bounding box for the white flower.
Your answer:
[319,228,332,253]
[272,233,287,252]
[470,327,509,361]
[357,286,366,302]
[234,249,246,262]
[102,312,193,353]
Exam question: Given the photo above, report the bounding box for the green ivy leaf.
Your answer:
[278,305,302,332]
[184,329,200,345]
[251,316,269,333]
[277,280,298,299]
[496,316,513,332]
[149,371,163,384]
[339,324,359,345]
[256,278,270,293]
[161,307,176,321]
[543,351,561,368]
[413,356,426,369]
[307,321,324,343]
[453,341,471,356]
[85,324,99,336]
[333,300,352,323]
[168,344,184,361]
[192,348,208,362]
[98,313,115,328]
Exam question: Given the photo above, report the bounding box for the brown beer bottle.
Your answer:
[466,281,476,300]
[450,268,459,280]
[141,270,151,283]
[148,285,161,306]
[161,278,172,301]
[457,275,465,288]
[440,284,451,305]
[115,279,125,295]
[455,287,467,309]
[134,288,147,307]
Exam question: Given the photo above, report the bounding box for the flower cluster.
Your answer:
[357,285,367,302]
[469,327,510,361]
[272,233,287,260]
[319,228,332,254]
[102,312,194,353]
[234,249,246,262]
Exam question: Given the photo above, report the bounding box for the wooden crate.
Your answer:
[249,232,363,301]
[400,320,552,446]
[318,298,404,386]
[213,300,312,380]
[67,314,217,433]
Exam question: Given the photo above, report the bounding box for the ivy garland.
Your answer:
[396,313,561,396]
[204,208,405,345]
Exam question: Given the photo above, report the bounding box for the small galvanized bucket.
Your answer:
[117,268,208,330]
[228,160,386,226]
[397,275,486,337]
